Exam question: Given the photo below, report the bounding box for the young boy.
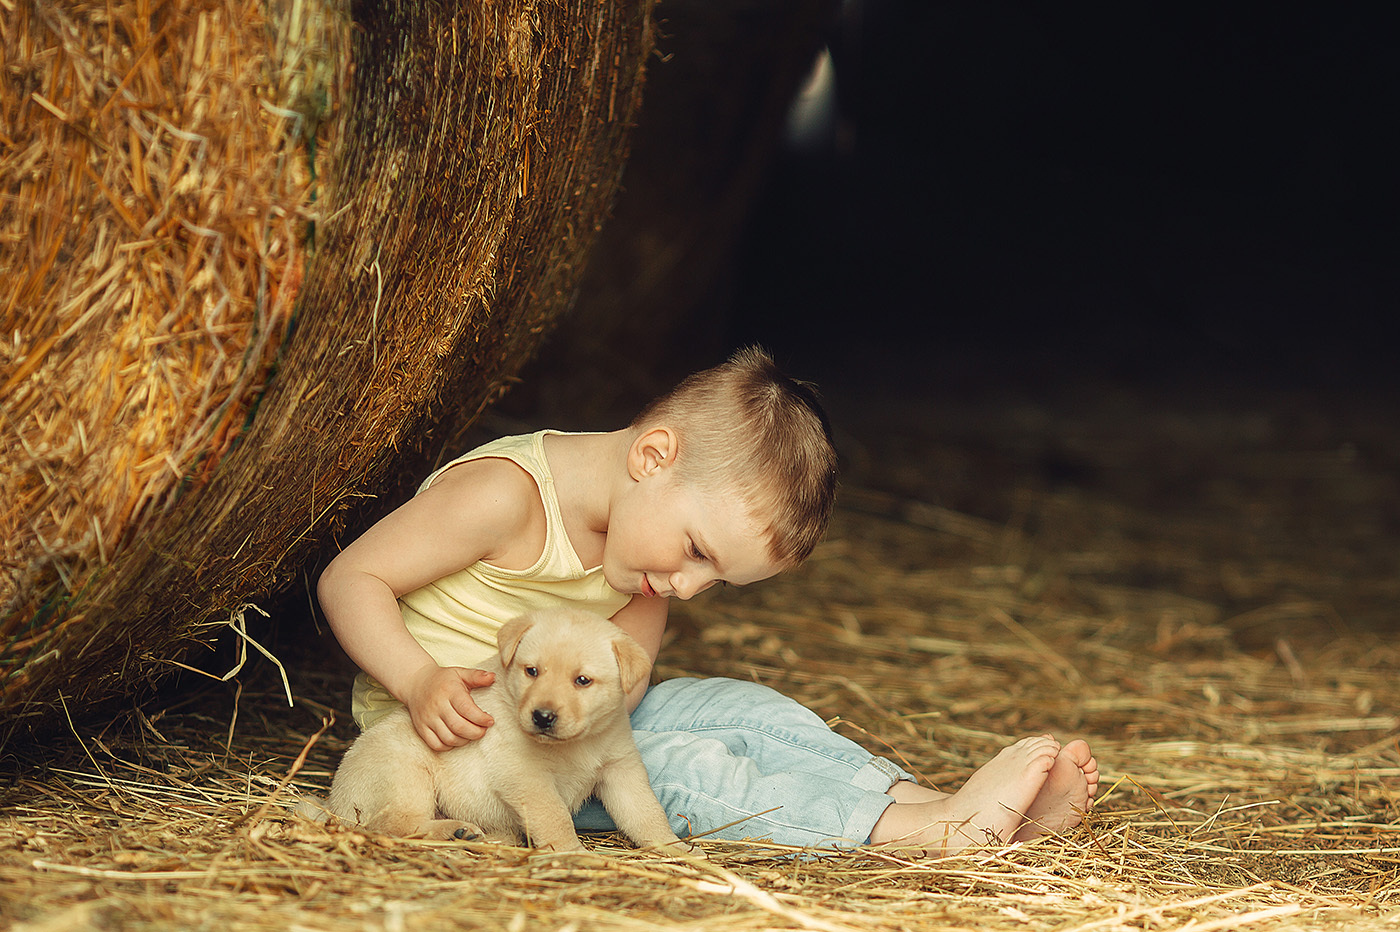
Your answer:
[318,347,1098,852]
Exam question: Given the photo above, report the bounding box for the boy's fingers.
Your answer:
[448,694,493,731]
[428,715,480,748]
[432,702,485,743]
[416,720,450,751]
[447,669,495,728]
[447,719,488,742]
[413,706,476,750]
[458,668,496,689]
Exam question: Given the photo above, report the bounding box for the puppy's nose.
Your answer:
[532,708,557,731]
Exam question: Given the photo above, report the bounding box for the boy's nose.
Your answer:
[670,571,712,600]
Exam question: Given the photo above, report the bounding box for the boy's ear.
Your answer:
[628,427,677,479]
[496,617,533,667]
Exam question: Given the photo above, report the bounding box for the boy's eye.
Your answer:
[574,675,592,688]
[689,542,707,561]
[524,666,538,677]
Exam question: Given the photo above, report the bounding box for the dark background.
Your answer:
[723,2,1395,398]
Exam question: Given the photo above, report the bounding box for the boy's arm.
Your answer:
[317,558,497,750]
[318,459,543,750]
[608,593,670,713]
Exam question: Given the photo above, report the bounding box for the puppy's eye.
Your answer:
[574,675,592,688]
[524,666,538,678]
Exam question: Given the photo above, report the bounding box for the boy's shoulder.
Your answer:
[431,452,540,495]
[423,455,545,530]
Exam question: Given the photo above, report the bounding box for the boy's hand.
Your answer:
[404,664,496,751]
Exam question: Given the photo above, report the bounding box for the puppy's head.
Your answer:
[495,608,651,742]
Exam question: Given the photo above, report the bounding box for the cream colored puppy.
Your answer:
[303,608,692,855]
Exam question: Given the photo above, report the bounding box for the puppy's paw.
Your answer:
[649,837,708,859]
[534,834,588,853]
[676,840,709,860]
[417,818,486,841]
[293,795,332,823]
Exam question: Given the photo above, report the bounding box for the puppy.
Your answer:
[301,607,692,855]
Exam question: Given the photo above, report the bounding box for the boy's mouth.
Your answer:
[640,575,657,598]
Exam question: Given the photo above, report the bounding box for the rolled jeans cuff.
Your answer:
[843,756,910,844]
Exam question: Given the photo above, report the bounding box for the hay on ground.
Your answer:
[1,380,1397,931]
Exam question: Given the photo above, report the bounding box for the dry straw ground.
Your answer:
[2,376,1398,930]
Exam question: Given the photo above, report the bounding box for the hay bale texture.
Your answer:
[1,0,654,736]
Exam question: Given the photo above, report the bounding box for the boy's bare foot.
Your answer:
[870,735,1061,854]
[1011,738,1098,841]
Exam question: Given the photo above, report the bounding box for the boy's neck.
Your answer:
[543,430,630,538]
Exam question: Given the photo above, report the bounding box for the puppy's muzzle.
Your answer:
[531,708,558,733]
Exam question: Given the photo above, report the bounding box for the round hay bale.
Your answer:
[0,0,654,737]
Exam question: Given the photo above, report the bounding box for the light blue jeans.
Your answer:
[573,677,912,848]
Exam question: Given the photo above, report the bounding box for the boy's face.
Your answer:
[605,468,785,602]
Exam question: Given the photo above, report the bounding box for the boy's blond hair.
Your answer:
[631,347,837,566]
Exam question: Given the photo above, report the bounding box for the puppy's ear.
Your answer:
[496,617,533,667]
[611,635,653,695]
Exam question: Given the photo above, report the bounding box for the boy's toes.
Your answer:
[1060,740,1100,798]
[1060,739,1093,767]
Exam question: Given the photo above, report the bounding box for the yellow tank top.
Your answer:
[351,430,631,729]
